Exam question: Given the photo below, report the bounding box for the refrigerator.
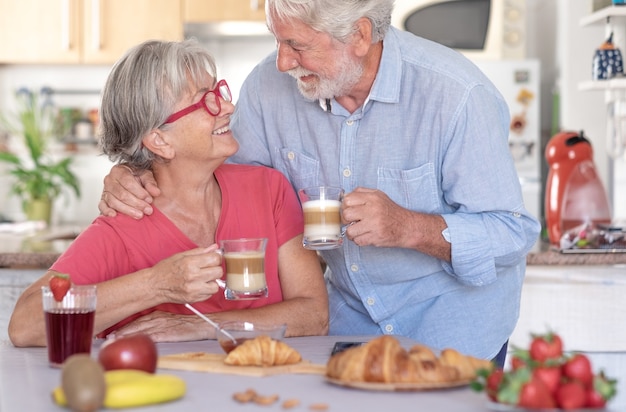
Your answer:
[473,59,542,223]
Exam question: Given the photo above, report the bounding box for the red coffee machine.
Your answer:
[545,130,612,245]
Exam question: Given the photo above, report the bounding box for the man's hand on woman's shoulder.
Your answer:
[99,165,161,219]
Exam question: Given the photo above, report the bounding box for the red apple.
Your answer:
[97,333,157,373]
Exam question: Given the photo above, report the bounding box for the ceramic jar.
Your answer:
[593,32,624,80]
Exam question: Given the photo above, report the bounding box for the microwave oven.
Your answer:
[391,0,526,60]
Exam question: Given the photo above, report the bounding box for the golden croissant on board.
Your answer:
[326,335,492,384]
[224,335,302,367]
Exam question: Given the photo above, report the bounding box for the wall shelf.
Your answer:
[580,5,626,26]
[579,78,626,91]
[579,7,626,91]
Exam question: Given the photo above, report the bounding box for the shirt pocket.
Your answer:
[276,148,319,191]
[377,163,440,213]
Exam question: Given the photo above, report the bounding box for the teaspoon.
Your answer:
[184,303,237,344]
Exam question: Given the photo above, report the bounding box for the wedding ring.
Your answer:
[341,221,357,237]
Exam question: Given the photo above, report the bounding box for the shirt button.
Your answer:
[366,297,375,306]
[350,264,358,272]
[385,324,393,333]
[513,212,521,217]
[346,120,354,126]
[287,152,295,160]
[343,168,351,177]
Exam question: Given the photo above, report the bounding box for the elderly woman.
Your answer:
[8,39,328,347]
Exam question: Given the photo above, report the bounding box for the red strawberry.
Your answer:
[509,348,530,370]
[485,368,504,401]
[555,380,587,410]
[562,353,593,388]
[587,387,608,408]
[518,377,556,409]
[532,364,562,394]
[49,273,71,302]
[586,371,618,408]
[495,367,555,409]
[470,366,502,401]
[529,332,563,363]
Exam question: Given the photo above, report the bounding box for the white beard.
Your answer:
[287,48,363,101]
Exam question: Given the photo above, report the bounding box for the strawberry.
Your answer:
[562,353,593,388]
[485,368,504,401]
[529,332,563,363]
[532,364,562,394]
[586,371,618,408]
[509,348,530,370]
[470,366,502,401]
[496,367,556,409]
[555,380,587,410]
[518,376,556,409]
[49,273,71,302]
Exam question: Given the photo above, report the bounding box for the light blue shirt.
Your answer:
[230,27,541,359]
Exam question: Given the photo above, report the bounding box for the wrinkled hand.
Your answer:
[341,187,416,248]
[152,246,224,304]
[111,311,211,342]
[99,164,161,219]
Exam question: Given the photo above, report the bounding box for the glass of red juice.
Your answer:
[42,285,97,367]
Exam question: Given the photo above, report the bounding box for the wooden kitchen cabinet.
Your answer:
[82,0,183,64]
[183,0,266,23]
[0,0,183,64]
[0,0,81,63]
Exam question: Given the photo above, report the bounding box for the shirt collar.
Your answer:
[369,27,403,105]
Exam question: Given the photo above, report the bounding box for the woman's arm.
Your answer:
[199,235,328,337]
[113,235,329,341]
[8,247,224,347]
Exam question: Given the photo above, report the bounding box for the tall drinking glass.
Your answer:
[42,285,97,367]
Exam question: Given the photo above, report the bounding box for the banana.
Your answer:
[104,373,186,409]
[52,369,186,408]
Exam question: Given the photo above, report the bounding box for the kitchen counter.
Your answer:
[527,249,626,265]
[2,228,626,268]
[0,336,488,411]
[527,238,626,265]
[0,225,81,268]
[2,336,625,411]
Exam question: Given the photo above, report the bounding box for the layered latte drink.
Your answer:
[224,251,266,295]
[219,238,268,300]
[298,186,344,250]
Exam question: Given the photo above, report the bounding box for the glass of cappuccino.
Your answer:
[219,238,268,300]
[298,186,344,250]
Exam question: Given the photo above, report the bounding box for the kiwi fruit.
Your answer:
[61,354,106,412]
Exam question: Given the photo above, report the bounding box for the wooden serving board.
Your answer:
[158,352,327,377]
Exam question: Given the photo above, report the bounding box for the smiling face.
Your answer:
[269,13,364,101]
[162,73,239,165]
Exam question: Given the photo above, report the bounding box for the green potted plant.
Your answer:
[0,88,80,224]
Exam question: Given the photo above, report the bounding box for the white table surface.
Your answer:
[1,335,626,411]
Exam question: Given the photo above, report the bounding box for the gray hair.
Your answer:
[99,39,217,170]
[266,0,394,43]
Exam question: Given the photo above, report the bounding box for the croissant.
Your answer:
[223,335,302,367]
[326,335,490,384]
[438,348,493,381]
[326,335,421,383]
[408,344,438,362]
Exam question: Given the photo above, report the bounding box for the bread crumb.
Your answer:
[282,398,300,409]
[233,388,257,403]
[309,403,329,410]
[254,394,279,405]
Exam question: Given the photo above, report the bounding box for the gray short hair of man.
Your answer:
[266,0,394,44]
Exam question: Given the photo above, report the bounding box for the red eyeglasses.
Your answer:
[162,79,232,125]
